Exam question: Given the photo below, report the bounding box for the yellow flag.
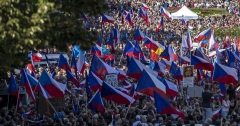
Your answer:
[155,47,163,55]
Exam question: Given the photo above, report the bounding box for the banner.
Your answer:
[183,66,194,87]
[181,47,190,58]
[105,74,118,87]
[48,98,65,109]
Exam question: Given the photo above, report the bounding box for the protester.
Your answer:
[1,0,240,126]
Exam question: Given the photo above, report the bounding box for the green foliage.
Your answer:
[0,0,108,72]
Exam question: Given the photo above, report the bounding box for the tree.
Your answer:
[0,0,108,73]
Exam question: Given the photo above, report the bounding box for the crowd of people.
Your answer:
[1,0,240,126]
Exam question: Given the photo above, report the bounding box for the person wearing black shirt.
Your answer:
[202,85,213,123]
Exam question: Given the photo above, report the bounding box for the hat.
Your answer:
[136,115,140,120]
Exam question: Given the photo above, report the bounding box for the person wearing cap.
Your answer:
[133,115,141,126]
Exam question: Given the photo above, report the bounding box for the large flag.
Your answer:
[26,73,40,92]
[22,111,33,118]
[58,54,71,71]
[88,90,105,115]
[153,61,166,76]
[37,93,56,118]
[39,70,66,98]
[89,55,118,79]
[154,92,185,120]
[162,79,178,97]
[134,28,145,41]
[160,7,171,19]
[20,70,35,102]
[190,54,214,71]
[156,17,164,32]
[77,51,87,74]
[126,57,158,80]
[9,73,19,97]
[66,70,80,87]
[194,28,212,42]
[89,72,103,92]
[101,82,135,105]
[32,53,42,62]
[125,13,133,27]
[136,70,166,97]
[101,15,114,25]
[213,63,238,85]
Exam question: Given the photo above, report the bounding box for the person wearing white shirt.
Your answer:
[222,95,231,119]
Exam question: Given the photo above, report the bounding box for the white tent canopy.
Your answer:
[171,6,198,20]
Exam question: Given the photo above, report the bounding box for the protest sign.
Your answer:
[105,74,118,87]
[183,66,194,87]
[181,47,190,58]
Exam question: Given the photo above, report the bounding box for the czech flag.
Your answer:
[138,8,147,19]
[209,33,219,51]
[134,28,145,41]
[160,46,178,61]
[58,54,71,71]
[190,54,214,71]
[212,108,222,119]
[126,57,158,80]
[160,6,171,19]
[154,92,185,120]
[22,111,33,118]
[153,61,166,77]
[77,51,87,74]
[39,70,66,98]
[9,73,19,97]
[141,3,149,11]
[136,70,166,97]
[199,40,208,47]
[125,13,133,27]
[178,55,190,65]
[162,79,178,97]
[20,70,36,102]
[156,17,164,32]
[160,59,171,70]
[227,49,240,68]
[122,80,132,90]
[101,15,114,25]
[194,48,210,62]
[39,83,51,99]
[101,82,135,105]
[88,90,105,115]
[89,71,103,92]
[81,13,88,21]
[66,70,79,87]
[123,10,129,16]
[213,63,238,85]
[31,52,42,62]
[90,55,119,80]
[194,28,212,42]
[91,45,102,56]
[26,63,36,76]
[182,18,186,26]
[113,28,120,44]
[26,73,40,92]
[123,40,134,56]
[218,82,226,95]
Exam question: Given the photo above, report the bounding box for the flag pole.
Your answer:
[118,54,123,65]
[124,92,136,119]
[6,94,9,112]
[15,91,20,115]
